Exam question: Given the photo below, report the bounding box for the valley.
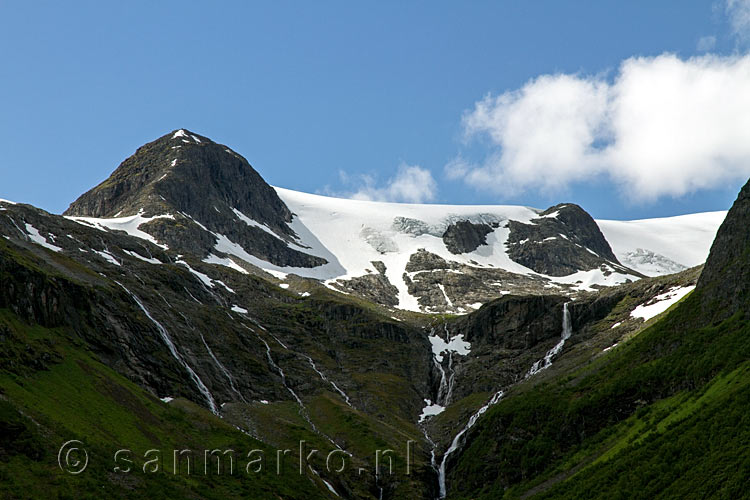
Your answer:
[0,130,743,499]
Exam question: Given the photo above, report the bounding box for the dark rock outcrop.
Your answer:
[442,221,497,254]
[64,129,325,268]
[697,177,750,321]
[506,203,633,277]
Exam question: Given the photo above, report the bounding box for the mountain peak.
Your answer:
[65,129,288,221]
[64,130,327,269]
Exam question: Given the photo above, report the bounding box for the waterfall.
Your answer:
[116,282,218,414]
[305,356,353,407]
[437,390,504,498]
[257,334,304,407]
[445,352,456,405]
[526,302,573,378]
[244,324,345,451]
[199,333,246,403]
[438,302,573,498]
[434,357,448,404]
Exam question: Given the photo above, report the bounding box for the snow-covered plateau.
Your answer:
[68,186,727,313]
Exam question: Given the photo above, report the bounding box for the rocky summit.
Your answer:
[2,130,745,500]
[65,130,325,269]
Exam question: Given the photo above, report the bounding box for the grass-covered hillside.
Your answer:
[444,179,750,499]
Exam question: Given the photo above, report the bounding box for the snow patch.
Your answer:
[203,253,250,275]
[429,333,471,363]
[631,285,695,321]
[68,211,173,249]
[123,249,161,264]
[214,280,235,294]
[231,305,248,314]
[419,399,446,422]
[94,249,121,266]
[176,260,215,288]
[24,223,62,252]
[232,208,283,240]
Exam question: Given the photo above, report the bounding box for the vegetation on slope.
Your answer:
[446,288,750,498]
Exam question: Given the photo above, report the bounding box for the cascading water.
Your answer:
[116,282,218,414]
[526,302,572,378]
[199,333,246,403]
[423,322,466,495]
[437,302,573,498]
[236,313,353,409]
[305,356,353,407]
[434,356,448,404]
[241,323,345,451]
[437,390,504,498]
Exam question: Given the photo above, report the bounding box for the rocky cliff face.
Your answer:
[506,203,629,277]
[697,177,750,321]
[442,220,498,254]
[64,129,325,268]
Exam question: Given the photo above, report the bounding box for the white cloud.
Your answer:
[697,35,717,52]
[726,0,750,43]
[452,53,750,202]
[339,164,438,203]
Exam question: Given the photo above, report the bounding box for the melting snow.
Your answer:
[94,249,121,266]
[231,305,248,314]
[274,188,641,312]
[172,130,188,139]
[631,285,695,321]
[214,280,235,294]
[160,396,174,403]
[203,253,249,275]
[176,260,215,288]
[68,211,173,249]
[429,333,471,363]
[279,283,289,289]
[419,399,446,422]
[24,223,62,252]
[437,283,453,308]
[123,249,161,264]
[231,208,283,239]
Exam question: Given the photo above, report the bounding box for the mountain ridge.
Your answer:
[0,129,744,499]
[59,129,726,314]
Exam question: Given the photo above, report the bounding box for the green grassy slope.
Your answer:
[0,308,330,499]
[446,288,750,499]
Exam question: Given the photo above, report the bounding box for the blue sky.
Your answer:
[1,1,748,219]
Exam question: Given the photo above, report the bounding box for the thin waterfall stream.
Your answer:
[436,302,573,499]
